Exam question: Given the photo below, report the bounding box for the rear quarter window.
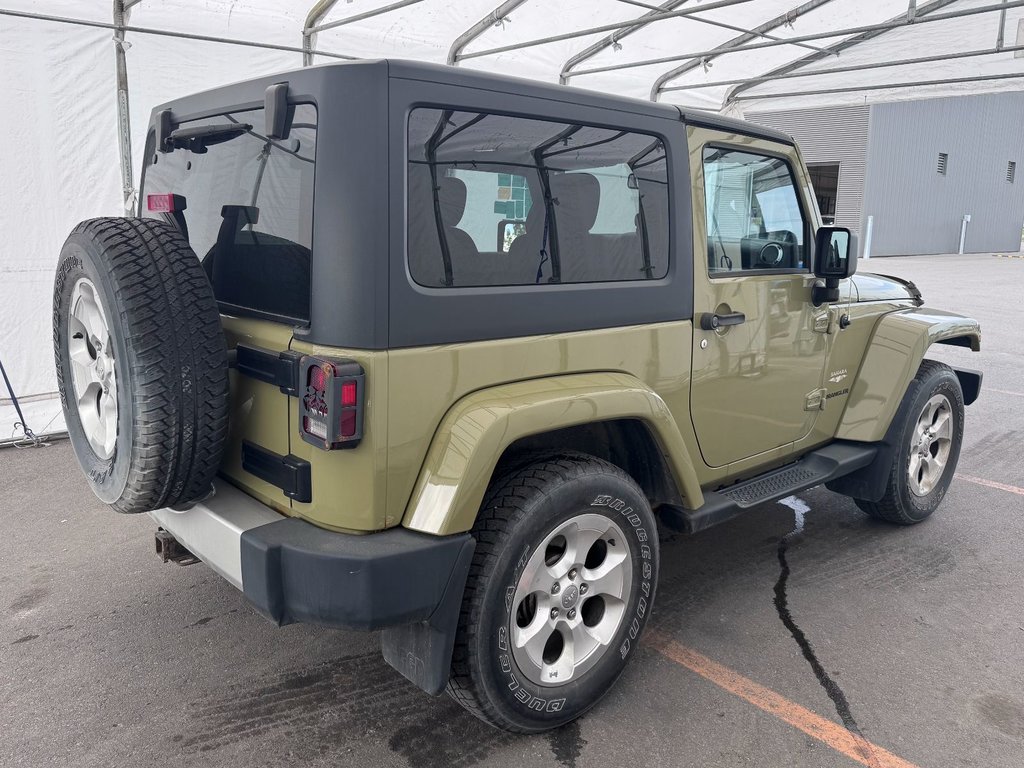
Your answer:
[141,104,317,324]
[407,108,669,288]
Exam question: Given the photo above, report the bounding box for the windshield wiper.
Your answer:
[166,123,251,153]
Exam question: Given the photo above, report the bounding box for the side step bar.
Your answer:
[661,442,878,535]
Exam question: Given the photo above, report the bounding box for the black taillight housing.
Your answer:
[298,356,365,449]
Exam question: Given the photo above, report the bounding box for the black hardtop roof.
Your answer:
[153,58,793,146]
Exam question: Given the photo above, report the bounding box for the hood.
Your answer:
[851,273,924,305]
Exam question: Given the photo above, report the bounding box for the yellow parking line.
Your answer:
[645,631,921,768]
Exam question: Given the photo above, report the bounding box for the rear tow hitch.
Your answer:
[155,528,200,566]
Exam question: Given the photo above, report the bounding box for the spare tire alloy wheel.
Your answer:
[447,454,659,732]
[53,217,229,514]
[67,278,118,459]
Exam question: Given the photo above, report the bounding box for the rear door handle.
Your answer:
[699,312,746,331]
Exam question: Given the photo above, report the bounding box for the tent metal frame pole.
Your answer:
[659,45,1024,92]
[303,0,341,66]
[307,0,427,36]
[646,0,838,100]
[448,0,530,65]
[560,0,686,85]
[0,8,357,60]
[453,0,756,62]
[570,0,1024,77]
[996,0,1009,50]
[112,0,134,216]
[723,0,959,105]
[729,71,1024,102]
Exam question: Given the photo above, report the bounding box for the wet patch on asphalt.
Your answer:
[973,693,1024,738]
[177,649,585,766]
[773,496,877,761]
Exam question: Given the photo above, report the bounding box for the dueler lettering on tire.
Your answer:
[446,453,659,733]
[53,217,229,513]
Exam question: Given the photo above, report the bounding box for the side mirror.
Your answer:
[812,226,858,305]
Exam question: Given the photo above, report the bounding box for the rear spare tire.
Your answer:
[53,217,229,513]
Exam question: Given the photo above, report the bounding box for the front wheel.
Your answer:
[446,454,659,732]
[856,360,964,525]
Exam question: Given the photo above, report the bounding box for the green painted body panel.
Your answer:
[219,316,294,516]
[401,372,703,535]
[836,308,981,442]
[388,322,702,534]
[288,340,388,533]
[212,126,980,538]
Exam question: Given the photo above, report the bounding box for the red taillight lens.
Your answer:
[340,379,357,408]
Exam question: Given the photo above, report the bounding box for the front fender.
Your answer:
[836,307,981,442]
[401,372,702,535]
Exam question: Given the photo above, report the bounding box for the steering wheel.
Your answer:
[756,241,785,267]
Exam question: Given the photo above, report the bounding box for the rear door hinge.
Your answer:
[804,388,827,411]
[233,344,302,396]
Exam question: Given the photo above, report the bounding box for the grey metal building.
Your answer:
[748,92,1024,257]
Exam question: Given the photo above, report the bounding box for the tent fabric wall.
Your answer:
[1,0,1022,438]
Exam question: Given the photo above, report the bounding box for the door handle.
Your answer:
[699,311,746,331]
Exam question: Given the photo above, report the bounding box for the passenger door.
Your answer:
[688,130,829,468]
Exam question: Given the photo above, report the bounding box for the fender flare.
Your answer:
[401,372,703,535]
[836,307,980,443]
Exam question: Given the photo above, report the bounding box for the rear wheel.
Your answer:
[856,360,964,525]
[53,217,229,513]
[446,454,658,732]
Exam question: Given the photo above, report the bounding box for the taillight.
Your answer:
[298,357,365,449]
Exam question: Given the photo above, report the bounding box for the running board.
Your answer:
[661,442,878,535]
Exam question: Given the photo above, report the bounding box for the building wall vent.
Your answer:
[1007,161,1017,184]
[937,153,949,175]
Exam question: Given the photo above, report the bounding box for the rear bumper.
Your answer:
[148,482,474,632]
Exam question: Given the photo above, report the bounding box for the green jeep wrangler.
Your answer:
[53,60,981,733]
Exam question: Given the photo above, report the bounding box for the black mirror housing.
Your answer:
[814,226,858,280]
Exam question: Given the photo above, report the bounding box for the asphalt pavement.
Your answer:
[2,252,1022,767]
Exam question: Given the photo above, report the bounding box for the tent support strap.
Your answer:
[113,0,135,216]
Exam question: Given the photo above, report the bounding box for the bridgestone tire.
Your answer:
[53,218,229,513]
[855,360,964,525]
[446,453,659,733]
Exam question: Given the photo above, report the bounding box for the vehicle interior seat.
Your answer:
[202,204,310,321]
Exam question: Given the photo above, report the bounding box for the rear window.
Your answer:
[142,104,316,324]
[407,108,669,288]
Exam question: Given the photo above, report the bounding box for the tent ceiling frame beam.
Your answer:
[306,0,428,35]
[722,0,958,104]
[616,0,835,56]
[646,0,838,100]
[660,44,1024,91]
[453,0,758,61]
[570,0,1024,77]
[559,0,686,85]
[730,70,1024,100]
[0,7,356,60]
[448,0,529,65]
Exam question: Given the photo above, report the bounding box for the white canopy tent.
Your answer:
[2,0,1022,441]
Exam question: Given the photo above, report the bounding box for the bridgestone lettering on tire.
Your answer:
[446,453,659,732]
[53,217,229,513]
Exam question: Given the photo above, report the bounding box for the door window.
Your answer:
[702,147,808,275]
